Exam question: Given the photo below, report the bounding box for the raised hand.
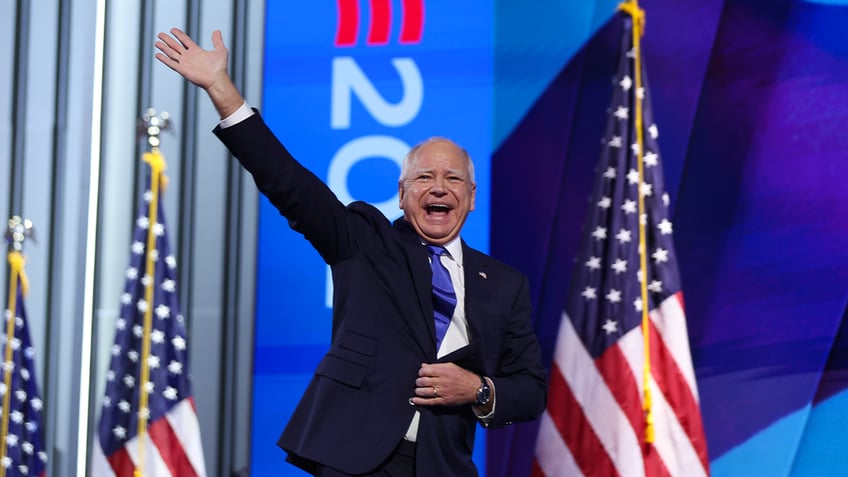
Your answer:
[155,28,244,118]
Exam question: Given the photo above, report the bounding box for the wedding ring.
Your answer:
[432,387,438,397]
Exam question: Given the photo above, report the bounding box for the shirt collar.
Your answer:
[440,237,463,267]
[421,236,463,266]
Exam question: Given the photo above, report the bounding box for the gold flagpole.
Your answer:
[0,217,35,477]
[617,0,654,445]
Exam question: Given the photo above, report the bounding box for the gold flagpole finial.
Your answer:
[5,217,35,297]
[139,108,171,189]
[5,216,36,253]
[138,108,172,151]
[4,214,35,334]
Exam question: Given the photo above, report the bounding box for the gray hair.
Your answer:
[399,137,476,184]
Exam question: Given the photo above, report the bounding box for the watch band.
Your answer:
[475,375,491,406]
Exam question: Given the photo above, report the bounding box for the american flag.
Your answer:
[532,10,710,477]
[91,155,207,477]
[0,265,48,477]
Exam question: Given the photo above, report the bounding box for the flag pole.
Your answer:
[1,217,35,477]
[134,109,171,477]
[617,0,654,445]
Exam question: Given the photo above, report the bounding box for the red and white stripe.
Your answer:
[533,293,710,477]
[90,398,207,477]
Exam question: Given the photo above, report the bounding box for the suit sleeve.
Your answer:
[213,112,371,264]
[487,274,547,428]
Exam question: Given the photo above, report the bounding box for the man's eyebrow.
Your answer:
[408,167,468,178]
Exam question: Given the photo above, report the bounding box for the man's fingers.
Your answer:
[211,30,224,50]
[415,378,439,398]
[154,41,177,61]
[170,27,197,50]
[414,385,436,398]
[154,52,172,68]
[418,362,441,377]
[155,34,179,56]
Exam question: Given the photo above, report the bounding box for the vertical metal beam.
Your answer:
[177,0,201,459]
[219,2,248,474]
[45,0,72,473]
[8,0,30,217]
[135,0,155,204]
[179,0,200,366]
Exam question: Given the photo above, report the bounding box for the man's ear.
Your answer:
[398,181,405,209]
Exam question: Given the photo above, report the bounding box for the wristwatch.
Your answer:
[475,376,491,406]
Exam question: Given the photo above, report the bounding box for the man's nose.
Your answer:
[430,176,448,193]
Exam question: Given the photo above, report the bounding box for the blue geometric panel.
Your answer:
[493,0,619,147]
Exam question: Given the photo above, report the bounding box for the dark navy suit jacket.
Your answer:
[215,113,547,476]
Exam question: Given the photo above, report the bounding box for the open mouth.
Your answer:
[425,204,452,215]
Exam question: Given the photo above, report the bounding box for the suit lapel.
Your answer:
[393,219,438,353]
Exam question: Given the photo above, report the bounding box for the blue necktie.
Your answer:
[428,245,457,351]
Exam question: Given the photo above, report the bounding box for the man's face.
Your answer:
[399,140,476,246]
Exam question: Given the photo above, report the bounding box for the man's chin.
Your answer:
[421,231,457,245]
[406,218,461,244]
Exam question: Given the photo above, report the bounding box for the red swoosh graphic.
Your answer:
[366,0,392,45]
[335,0,359,47]
[400,0,424,44]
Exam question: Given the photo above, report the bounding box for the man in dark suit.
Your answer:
[155,28,547,476]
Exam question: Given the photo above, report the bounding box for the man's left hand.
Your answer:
[411,362,479,407]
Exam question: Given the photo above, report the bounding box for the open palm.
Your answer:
[155,28,228,91]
